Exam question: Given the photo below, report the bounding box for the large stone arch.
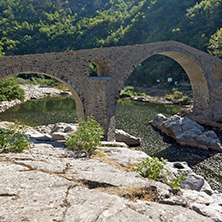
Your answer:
[0,70,85,121]
[113,41,211,115]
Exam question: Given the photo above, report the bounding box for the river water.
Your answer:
[0,97,221,192]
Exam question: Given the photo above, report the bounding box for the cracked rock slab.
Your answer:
[0,161,75,222]
[1,139,221,221]
[64,186,212,222]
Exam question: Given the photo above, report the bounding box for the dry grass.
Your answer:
[97,186,159,202]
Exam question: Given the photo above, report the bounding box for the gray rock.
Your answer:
[51,132,67,140]
[164,161,211,192]
[180,173,205,191]
[151,114,222,152]
[100,141,128,148]
[127,201,213,222]
[115,129,141,146]
[28,133,53,142]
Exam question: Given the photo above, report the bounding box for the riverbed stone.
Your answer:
[51,132,67,140]
[115,129,141,146]
[163,161,211,192]
[151,114,222,152]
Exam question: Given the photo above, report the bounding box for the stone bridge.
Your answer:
[0,41,222,140]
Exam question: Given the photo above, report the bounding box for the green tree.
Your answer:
[0,77,25,102]
[208,28,222,58]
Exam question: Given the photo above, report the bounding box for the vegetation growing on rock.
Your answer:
[65,114,104,155]
[0,124,32,153]
[136,157,186,190]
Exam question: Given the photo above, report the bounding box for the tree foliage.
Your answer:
[0,77,25,102]
[0,0,221,86]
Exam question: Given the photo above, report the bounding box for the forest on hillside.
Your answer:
[0,0,222,86]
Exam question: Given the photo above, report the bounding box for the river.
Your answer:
[0,96,221,192]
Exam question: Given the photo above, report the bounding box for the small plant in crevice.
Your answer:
[135,157,186,190]
[65,114,104,155]
[0,124,33,153]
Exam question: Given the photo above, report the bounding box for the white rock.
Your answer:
[115,129,141,146]
[151,114,222,152]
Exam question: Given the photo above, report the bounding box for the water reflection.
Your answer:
[0,97,78,126]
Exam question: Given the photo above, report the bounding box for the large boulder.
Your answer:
[151,114,222,152]
[115,129,141,146]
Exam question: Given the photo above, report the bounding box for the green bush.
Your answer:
[120,86,146,98]
[0,124,33,153]
[0,77,25,102]
[135,157,186,190]
[16,77,31,85]
[166,171,186,190]
[180,96,191,105]
[16,74,62,87]
[65,114,104,155]
[173,90,183,99]
[165,94,174,101]
[136,157,167,181]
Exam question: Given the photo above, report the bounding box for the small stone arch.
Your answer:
[0,71,85,121]
[90,59,109,77]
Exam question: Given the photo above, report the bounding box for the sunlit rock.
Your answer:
[151,114,222,152]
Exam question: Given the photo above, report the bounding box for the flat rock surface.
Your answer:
[0,140,221,221]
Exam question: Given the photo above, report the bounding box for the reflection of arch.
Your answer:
[0,71,84,121]
[90,59,109,77]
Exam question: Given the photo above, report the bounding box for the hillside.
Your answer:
[0,0,222,85]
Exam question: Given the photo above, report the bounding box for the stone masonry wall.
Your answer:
[0,41,222,140]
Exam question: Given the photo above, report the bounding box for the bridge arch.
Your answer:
[115,42,211,114]
[89,59,109,77]
[0,70,85,121]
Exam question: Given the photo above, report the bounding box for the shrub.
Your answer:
[136,157,167,181]
[120,86,135,98]
[0,77,25,102]
[165,94,174,101]
[180,96,191,105]
[0,124,33,153]
[65,114,104,155]
[173,90,183,99]
[135,157,186,190]
[120,86,146,98]
[166,171,186,190]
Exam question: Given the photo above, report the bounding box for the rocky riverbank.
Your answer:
[151,114,222,152]
[0,85,71,113]
[0,122,221,221]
